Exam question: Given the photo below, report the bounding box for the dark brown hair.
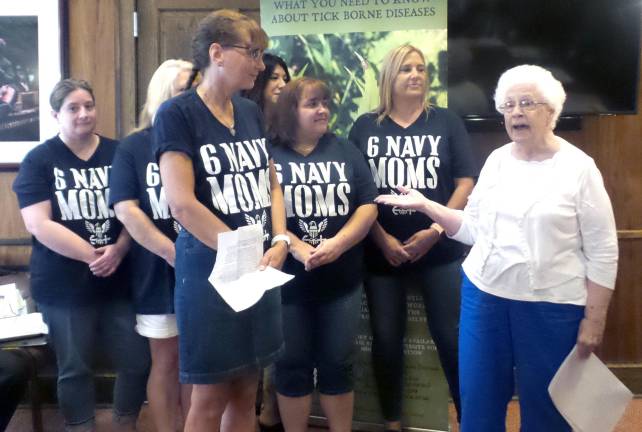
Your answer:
[272,77,330,148]
[49,79,94,112]
[191,9,268,71]
[241,53,291,111]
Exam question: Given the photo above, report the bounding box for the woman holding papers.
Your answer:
[153,10,288,432]
[12,79,149,431]
[270,77,378,432]
[375,65,619,431]
[109,59,193,432]
[348,44,476,430]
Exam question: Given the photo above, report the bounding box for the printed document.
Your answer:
[548,345,633,432]
[0,312,48,342]
[209,224,293,312]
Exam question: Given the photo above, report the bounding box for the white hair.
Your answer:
[494,64,566,125]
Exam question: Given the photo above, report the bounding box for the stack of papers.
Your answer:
[548,346,633,432]
[0,312,49,342]
[209,224,294,312]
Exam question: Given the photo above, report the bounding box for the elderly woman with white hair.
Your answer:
[375,64,618,431]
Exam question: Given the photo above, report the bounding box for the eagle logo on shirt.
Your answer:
[299,218,328,245]
[390,189,416,216]
[173,220,182,234]
[85,220,111,246]
[245,210,270,241]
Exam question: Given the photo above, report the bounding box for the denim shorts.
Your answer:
[275,286,361,397]
[174,231,284,384]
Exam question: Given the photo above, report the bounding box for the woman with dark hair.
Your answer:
[242,52,290,121]
[153,10,288,432]
[271,77,378,432]
[348,44,477,430]
[241,52,291,432]
[109,59,193,432]
[13,78,149,431]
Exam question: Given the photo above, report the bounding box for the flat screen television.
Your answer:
[446,0,641,121]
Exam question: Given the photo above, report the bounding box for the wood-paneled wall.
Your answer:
[0,1,640,364]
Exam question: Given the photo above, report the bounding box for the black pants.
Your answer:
[366,259,462,422]
[0,350,29,431]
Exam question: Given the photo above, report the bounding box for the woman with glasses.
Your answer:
[109,59,193,432]
[348,44,476,431]
[375,64,618,431]
[153,10,288,432]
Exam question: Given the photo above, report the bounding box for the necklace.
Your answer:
[199,88,236,136]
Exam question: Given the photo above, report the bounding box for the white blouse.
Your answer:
[451,139,618,305]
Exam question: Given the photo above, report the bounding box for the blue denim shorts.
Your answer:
[174,231,284,384]
[275,286,361,397]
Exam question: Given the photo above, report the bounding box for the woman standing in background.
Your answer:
[109,59,194,432]
[349,44,477,430]
[13,79,149,432]
[242,52,291,432]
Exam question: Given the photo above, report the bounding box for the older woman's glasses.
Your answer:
[224,44,264,61]
[498,99,548,113]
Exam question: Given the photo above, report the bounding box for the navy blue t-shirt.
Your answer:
[12,135,129,305]
[109,128,178,314]
[272,133,378,304]
[153,90,274,249]
[349,107,478,274]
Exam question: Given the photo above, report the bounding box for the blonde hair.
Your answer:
[375,44,429,124]
[136,59,193,131]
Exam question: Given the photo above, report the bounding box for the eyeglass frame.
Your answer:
[498,98,549,114]
[222,44,264,61]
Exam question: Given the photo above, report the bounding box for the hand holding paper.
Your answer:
[209,224,293,312]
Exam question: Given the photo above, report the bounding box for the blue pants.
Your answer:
[459,274,583,432]
[39,300,150,429]
[366,259,462,422]
[275,287,361,397]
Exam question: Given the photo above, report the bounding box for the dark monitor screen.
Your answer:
[446,0,641,119]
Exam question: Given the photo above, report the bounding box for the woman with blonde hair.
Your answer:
[109,58,194,432]
[153,10,288,432]
[349,44,477,430]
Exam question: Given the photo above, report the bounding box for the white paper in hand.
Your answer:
[548,345,633,432]
[209,224,294,312]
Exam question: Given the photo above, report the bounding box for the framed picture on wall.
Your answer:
[0,0,65,165]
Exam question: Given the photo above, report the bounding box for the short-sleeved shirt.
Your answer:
[153,90,274,249]
[349,107,478,274]
[12,135,129,306]
[109,128,178,314]
[271,134,378,304]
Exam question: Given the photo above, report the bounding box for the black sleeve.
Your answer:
[343,139,378,206]
[446,109,478,178]
[108,141,139,206]
[12,147,52,208]
[152,101,194,162]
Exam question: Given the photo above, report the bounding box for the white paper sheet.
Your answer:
[0,312,49,341]
[209,224,294,312]
[0,283,27,318]
[548,345,633,432]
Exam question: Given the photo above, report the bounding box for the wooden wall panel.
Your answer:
[0,171,31,268]
[67,0,119,138]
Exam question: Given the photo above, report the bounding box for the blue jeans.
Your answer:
[366,259,462,422]
[459,274,583,432]
[39,300,150,429]
[275,287,362,397]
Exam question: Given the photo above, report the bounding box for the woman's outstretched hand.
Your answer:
[374,186,428,212]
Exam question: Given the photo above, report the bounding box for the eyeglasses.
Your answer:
[223,44,264,61]
[498,99,548,113]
